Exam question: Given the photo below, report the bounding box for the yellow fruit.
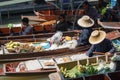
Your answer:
[65,36,72,41]
[78,65,85,73]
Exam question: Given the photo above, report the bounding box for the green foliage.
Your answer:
[85,65,98,75]
[98,67,111,74]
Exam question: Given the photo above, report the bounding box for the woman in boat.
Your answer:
[55,14,72,32]
[75,15,94,46]
[20,18,33,35]
[82,1,100,23]
[86,30,115,57]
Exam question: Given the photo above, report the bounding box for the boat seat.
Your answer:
[33,25,44,34]
[0,28,10,36]
[43,25,52,33]
[11,27,22,34]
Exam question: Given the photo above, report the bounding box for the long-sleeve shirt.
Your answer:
[85,6,100,21]
[77,28,93,46]
[21,25,33,35]
[86,38,115,57]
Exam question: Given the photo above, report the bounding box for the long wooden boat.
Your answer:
[22,9,84,22]
[101,22,120,29]
[0,50,108,76]
[0,30,119,75]
[49,54,120,80]
[0,30,118,62]
[0,22,56,36]
[0,50,86,76]
[0,31,79,44]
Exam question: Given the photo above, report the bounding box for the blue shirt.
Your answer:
[21,25,33,35]
[77,28,93,46]
[86,38,115,57]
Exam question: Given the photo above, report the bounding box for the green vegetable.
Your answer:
[85,65,98,75]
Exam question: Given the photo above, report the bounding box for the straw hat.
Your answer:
[89,30,106,44]
[77,15,94,28]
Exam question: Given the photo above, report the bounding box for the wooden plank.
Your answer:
[102,22,120,29]
[21,16,47,22]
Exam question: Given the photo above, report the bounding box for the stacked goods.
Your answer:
[5,41,20,53]
[4,34,78,54]
[57,54,120,80]
[5,41,45,53]
[60,64,111,79]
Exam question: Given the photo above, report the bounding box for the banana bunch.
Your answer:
[6,41,20,49]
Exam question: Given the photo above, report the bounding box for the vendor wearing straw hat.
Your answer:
[76,15,94,46]
[86,30,115,57]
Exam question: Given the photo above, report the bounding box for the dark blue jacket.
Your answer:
[77,28,93,46]
[86,38,115,57]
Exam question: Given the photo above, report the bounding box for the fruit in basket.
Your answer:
[77,65,86,73]
[6,41,13,48]
[60,65,84,79]
[6,41,20,49]
[65,36,72,41]
[44,62,55,66]
[6,41,20,53]
[19,43,35,53]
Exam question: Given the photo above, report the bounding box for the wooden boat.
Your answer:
[0,30,118,62]
[0,30,119,75]
[0,22,56,36]
[0,50,86,76]
[0,50,108,75]
[101,22,120,29]
[0,31,79,44]
[0,30,88,62]
[22,9,84,22]
[49,54,119,80]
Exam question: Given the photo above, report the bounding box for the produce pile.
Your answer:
[5,32,78,53]
[5,41,45,53]
[60,54,120,79]
[60,64,110,79]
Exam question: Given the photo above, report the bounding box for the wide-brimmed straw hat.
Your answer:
[77,15,94,28]
[89,30,106,44]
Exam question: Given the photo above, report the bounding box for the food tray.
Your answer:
[54,56,71,64]
[39,58,56,69]
[70,53,88,61]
